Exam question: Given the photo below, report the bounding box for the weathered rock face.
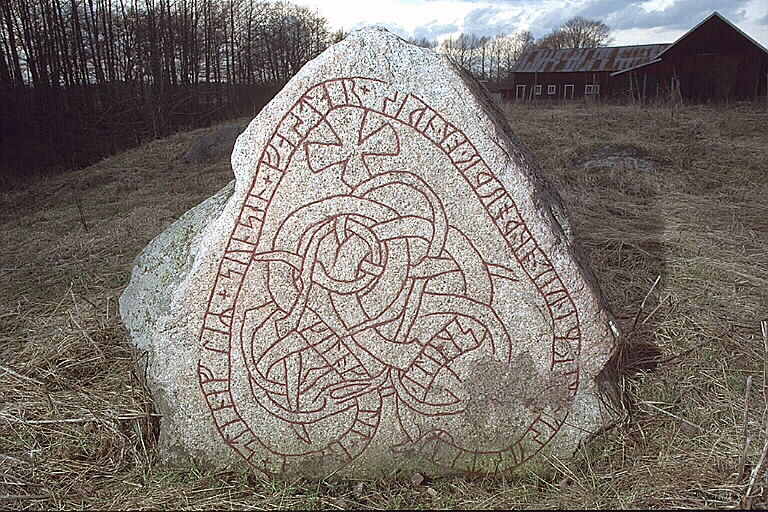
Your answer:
[120,27,620,480]
[580,145,657,173]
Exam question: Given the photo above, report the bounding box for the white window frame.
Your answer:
[585,84,600,96]
[534,84,542,96]
[515,84,526,100]
[564,84,574,99]
[547,85,556,95]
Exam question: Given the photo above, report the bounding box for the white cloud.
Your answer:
[296,0,768,47]
[296,0,474,35]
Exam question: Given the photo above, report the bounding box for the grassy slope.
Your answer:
[1,103,767,509]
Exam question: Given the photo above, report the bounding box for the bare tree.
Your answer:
[496,31,533,83]
[407,36,437,49]
[440,33,479,72]
[330,27,346,44]
[537,16,613,49]
[438,31,533,84]
[471,34,490,80]
[0,0,335,179]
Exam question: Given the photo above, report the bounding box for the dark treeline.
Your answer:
[0,0,335,182]
[0,2,612,184]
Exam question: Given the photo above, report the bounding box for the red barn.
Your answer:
[505,44,669,101]
[611,12,768,102]
[504,12,768,103]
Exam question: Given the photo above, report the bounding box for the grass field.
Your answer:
[1,101,767,509]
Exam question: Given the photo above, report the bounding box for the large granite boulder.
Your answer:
[120,27,620,479]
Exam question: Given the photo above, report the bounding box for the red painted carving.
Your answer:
[199,77,581,476]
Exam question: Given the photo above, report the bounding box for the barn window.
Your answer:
[585,84,600,96]
[547,85,556,95]
[534,85,542,95]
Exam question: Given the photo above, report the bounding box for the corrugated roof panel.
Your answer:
[511,44,671,73]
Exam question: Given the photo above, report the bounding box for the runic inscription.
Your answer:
[198,77,581,476]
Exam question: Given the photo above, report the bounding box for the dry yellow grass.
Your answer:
[1,102,767,509]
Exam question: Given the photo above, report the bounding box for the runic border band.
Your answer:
[198,77,581,475]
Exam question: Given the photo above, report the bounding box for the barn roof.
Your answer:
[511,44,670,73]
[610,12,768,76]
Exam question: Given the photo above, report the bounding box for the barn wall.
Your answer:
[624,55,767,102]
[504,71,617,101]
[621,15,768,102]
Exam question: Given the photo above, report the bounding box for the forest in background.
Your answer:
[0,0,332,181]
[0,0,610,183]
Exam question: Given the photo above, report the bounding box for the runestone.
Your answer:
[120,27,620,479]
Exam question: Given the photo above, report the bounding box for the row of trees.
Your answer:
[535,17,613,50]
[0,0,612,181]
[0,0,336,180]
[1,5,612,91]
[435,17,612,82]
[0,0,334,89]
[438,32,534,84]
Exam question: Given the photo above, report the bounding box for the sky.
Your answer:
[295,0,768,48]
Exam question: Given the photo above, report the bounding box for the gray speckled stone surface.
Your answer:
[120,27,620,480]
